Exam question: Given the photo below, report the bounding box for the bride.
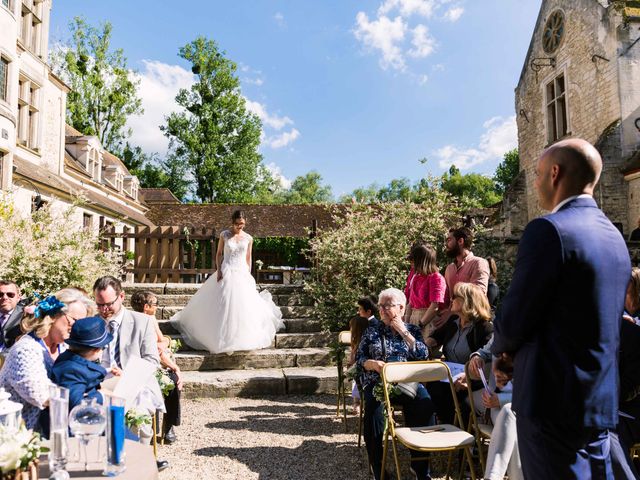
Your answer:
[171,210,284,353]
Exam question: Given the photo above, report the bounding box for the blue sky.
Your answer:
[49,0,541,197]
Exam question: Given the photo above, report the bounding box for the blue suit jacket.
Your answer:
[492,197,631,428]
[51,350,107,411]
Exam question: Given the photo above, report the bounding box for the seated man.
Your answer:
[0,280,24,351]
[93,276,168,471]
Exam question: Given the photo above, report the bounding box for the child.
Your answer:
[51,316,113,411]
[349,314,369,414]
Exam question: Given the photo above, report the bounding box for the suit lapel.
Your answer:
[118,309,133,365]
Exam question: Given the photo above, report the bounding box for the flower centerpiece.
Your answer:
[0,424,47,480]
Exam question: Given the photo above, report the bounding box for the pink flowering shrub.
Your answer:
[0,197,121,296]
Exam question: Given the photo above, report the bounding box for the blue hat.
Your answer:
[66,316,113,349]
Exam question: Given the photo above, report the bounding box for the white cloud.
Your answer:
[443,6,464,22]
[431,63,445,71]
[244,77,264,86]
[266,128,300,149]
[265,162,292,189]
[127,60,195,155]
[354,12,407,71]
[418,74,429,85]
[435,115,517,169]
[378,0,437,18]
[244,99,293,131]
[408,24,436,58]
[274,12,285,27]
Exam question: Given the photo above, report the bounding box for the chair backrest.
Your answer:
[465,361,483,430]
[338,331,351,345]
[383,360,451,384]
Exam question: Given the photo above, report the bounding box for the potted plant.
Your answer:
[124,408,152,445]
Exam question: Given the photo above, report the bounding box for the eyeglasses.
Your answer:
[0,292,16,299]
[146,302,159,307]
[96,298,119,309]
[378,303,401,310]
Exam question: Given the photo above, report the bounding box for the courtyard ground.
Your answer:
[157,394,465,480]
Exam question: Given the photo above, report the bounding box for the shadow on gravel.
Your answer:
[194,440,370,480]
[229,403,330,416]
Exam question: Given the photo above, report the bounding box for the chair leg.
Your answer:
[464,446,477,480]
[381,429,389,480]
[390,437,402,480]
[445,450,453,480]
[151,412,158,459]
[476,435,486,473]
[357,405,364,447]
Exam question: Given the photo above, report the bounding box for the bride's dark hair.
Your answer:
[231,210,246,222]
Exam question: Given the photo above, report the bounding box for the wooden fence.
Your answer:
[102,226,216,283]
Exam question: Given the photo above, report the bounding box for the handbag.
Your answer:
[381,332,419,399]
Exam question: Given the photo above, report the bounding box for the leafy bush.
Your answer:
[305,192,461,331]
[0,196,122,296]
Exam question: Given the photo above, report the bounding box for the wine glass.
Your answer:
[68,398,107,471]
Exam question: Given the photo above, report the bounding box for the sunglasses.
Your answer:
[0,292,16,298]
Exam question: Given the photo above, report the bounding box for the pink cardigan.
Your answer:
[404,269,447,309]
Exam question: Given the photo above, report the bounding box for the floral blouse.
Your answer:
[356,321,429,390]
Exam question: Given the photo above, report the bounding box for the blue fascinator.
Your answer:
[34,295,66,318]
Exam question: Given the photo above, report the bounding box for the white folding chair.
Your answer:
[381,361,477,480]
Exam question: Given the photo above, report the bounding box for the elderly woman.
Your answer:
[356,287,433,480]
[0,288,93,430]
[426,282,493,426]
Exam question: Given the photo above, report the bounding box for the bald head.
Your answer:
[544,138,602,191]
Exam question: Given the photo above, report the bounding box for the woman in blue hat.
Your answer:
[51,316,114,411]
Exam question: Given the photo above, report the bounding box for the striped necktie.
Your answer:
[108,320,121,368]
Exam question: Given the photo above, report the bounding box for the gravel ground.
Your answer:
[157,395,468,480]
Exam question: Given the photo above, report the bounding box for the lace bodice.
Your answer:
[221,230,252,271]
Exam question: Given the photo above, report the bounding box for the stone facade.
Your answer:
[0,0,151,253]
[509,0,640,236]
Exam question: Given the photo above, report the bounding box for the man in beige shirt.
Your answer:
[432,227,489,330]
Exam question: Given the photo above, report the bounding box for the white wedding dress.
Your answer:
[171,230,284,353]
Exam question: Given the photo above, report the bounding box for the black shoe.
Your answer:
[163,427,177,444]
[156,460,169,472]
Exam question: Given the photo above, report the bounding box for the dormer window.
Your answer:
[123,175,139,200]
[103,165,124,192]
[87,148,101,181]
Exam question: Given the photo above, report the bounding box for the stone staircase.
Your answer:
[123,283,340,399]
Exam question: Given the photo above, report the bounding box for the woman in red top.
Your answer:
[404,243,446,335]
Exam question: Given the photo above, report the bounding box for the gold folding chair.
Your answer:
[337,331,351,427]
[381,361,477,480]
[630,443,640,462]
[465,361,493,473]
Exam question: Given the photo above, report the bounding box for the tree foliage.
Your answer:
[306,192,460,331]
[283,172,333,204]
[51,17,143,154]
[162,37,263,203]
[493,149,520,195]
[440,170,501,208]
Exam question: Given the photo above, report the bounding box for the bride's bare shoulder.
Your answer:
[244,232,253,241]
[219,229,230,239]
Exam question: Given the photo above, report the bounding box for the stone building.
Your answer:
[500,0,640,237]
[0,0,151,253]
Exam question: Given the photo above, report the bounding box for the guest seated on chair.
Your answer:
[51,316,114,411]
[357,297,379,325]
[425,282,493,426]
[356,287,434,480]
[0,289,92,430]
[130,290,182,445]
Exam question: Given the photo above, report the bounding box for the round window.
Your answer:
[542,10,565,54]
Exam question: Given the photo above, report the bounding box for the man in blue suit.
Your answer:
[492,138,635,479]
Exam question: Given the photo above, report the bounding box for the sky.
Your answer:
[49,0,542,198]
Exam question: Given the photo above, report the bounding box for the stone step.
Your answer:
[175,347,332,371]
[156,305,314,320]
[157,317,324,337]
[181,366,342,399]
[123,282,305,296]
[124,293,312,308]
[168,332,334,350]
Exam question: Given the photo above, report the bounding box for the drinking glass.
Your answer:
[68,398,107,471]
[48,385,70,480]
[104,395,126,476]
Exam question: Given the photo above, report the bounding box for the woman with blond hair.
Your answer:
[0,288,93,430]
[425,282,493,425]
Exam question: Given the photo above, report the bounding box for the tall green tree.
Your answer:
[493,149,520,195]
[162,37,263,203]
[284,172,333,204]
[51,17,142,154]
[440,167,501,208]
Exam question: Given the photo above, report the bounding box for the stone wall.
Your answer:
[515,0,626,225]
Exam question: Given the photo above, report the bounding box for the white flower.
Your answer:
[0,440,24,473]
